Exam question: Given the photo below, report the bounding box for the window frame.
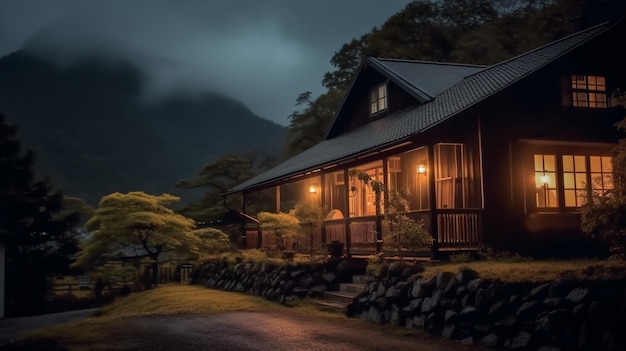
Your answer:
[570,74,609,109]
[526,143,614,213]
[369,82,388,116]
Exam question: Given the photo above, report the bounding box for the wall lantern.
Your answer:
[309,185,317,194]
[416,164,427,175]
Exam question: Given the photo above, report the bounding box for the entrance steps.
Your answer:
[311,274,368,313]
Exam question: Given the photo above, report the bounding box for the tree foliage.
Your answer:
[0,112,79,316]
[175,154,259,221]
[257,211,300,250]
[72,191,198,284]
[294,202,326,260]
[384,189,433,262]
[581,93,626,260]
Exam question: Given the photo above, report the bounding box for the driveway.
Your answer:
[1,309,480,351]
[0,308,99,346]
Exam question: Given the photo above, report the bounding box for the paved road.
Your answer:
[1,309,480,351]
[109,311,479,351]
[0,308,99,345]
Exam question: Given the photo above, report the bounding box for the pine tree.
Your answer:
[0,112,78,317]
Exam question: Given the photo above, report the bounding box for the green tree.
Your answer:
[286,90,344,156]
[72,191,198,285]
[257,211,300,251]
[293,202,326,260]
[384,189,433,262]
[0,113,79,316]
[194,227,231,259]
[581,91,626,260]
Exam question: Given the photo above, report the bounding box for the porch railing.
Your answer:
[437,209,481,248]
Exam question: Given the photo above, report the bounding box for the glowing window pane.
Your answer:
[564,190,576,207]
[544,155,556,171]
[563,155,573,172]
[602,157,613,172]
[590,157,602,172]
[574,156,586,171]
[563,173,574,188]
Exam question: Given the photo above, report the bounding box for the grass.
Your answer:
[13,255,626,350]
[14,285,362,351]
[419,258,626,283]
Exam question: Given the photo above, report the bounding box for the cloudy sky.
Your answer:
[0,0,413,126]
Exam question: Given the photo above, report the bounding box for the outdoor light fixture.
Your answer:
[309,185,317,194]
[417,164,427,175]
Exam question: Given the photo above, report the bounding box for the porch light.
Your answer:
[541,175,550,185]
[417,164,427,175]
[309,185,317,193]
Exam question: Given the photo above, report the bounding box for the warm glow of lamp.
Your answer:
[541,175,550,185]
[417,164,427,175]
[309,185,317,193]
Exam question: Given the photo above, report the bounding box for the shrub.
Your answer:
[581,115,626,260]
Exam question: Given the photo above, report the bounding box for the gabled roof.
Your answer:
[368,58,486,101]
[227,20,618,195]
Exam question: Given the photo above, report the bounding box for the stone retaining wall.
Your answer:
[346,261,626,351]
[191,258,357,306]
[191,258,625,350]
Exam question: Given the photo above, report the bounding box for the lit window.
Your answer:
[562,155,587,207]
[535,154,558,208]
[533,153,613,209]
[589,156,613,195]
[571,75,607,108]
[370,83,387,115]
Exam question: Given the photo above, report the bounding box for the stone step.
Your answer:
[323,290,357,305]
[340,283,366,294]
[311,274,368,313]
[352,275,369,285]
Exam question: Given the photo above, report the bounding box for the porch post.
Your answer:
[428,144,439,259]
[239,193,247,249]
[275,185,280,213]
[344,170,351,258]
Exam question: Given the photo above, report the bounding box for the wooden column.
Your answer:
[428,145,439,259]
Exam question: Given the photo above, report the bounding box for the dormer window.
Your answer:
[571,75,608,108]
[370,83,388,115]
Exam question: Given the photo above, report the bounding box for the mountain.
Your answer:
[0,50,288,207]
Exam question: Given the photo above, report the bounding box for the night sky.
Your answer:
[0,0,412,126]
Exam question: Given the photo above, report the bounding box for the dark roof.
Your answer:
[227,21,617,195]
[368,58,486,101]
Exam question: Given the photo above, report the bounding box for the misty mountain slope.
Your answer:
[0,50,288,206]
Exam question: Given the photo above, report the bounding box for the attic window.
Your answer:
[370,83,388,115]
[571,75,608,108]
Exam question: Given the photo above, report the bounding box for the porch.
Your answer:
[244,209,482,258]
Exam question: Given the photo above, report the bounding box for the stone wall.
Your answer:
[191,258,360,306]
[346,261,626,351]
[191,258,625,350]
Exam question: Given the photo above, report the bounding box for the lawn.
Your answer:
[15,285,353,351]
[11,256,626,351]
[420,258,626,283]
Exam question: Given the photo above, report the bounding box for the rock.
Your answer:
[511,330,532,350]
[517,300,541,320]
[436,272,456,289]
[467,278,483,292]
[549,277,575,297]
[421,297,434,314]
[479,333,499,348]
[566,287,591,304]
[444,310,459,323]
[442,324,455,338]
[530,283,551,299]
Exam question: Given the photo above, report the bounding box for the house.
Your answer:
[225,18,626,259]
